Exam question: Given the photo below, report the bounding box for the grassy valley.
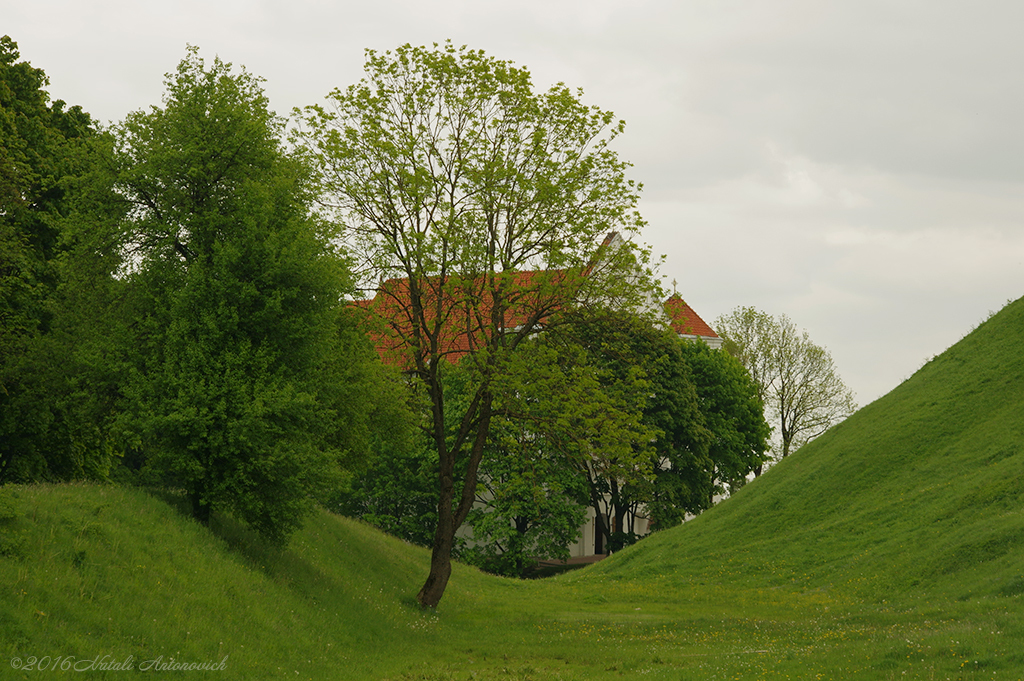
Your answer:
[3,295,1024,680]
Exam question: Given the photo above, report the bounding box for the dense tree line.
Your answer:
[343,309,769,578]
[0,39,409,543]
[1,35,101,482]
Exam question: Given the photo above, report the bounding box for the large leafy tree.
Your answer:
[295,42,655,606]
[543,312,769,540]
[466,332,649,574]
[0,36,103,483]
[465,417,589,577]
[672,341,770,510]
[80,48,361,542]
[715,306,856,464]
[549,311,709,549]
[637,329,715,530]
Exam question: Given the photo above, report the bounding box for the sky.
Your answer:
[5,0,1023,406]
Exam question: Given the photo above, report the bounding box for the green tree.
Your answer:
[715,306,856,464]
[465,417,589,577]
[83,48,360,542]
[295,42,655,606]
[0,35,105,483]
[674,341,770,507]
[326,356,436,548]
[465,334,642,575]
[333,436,439,548]
[550,311,710,548]
[639,332,715,530]
[543,311,769,539]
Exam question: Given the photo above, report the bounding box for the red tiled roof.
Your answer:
[357,287,721,368]
[663,295,719,339]
[350,232,719,366]
[351,269,579,367]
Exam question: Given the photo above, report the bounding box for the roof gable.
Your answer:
[663,295,720,340]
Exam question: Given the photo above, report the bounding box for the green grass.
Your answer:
[3,295,1024,679]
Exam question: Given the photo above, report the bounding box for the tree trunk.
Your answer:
[417,434,456,608]
[583,466,610,554]
[417,392,493,608]
[417,527,454,608]
[612,499,627,544]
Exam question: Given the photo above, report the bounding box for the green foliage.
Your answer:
[536,311,679,550]
[333,438,439,548]
[0,36,109,484]
[325,357,437,548]
[71,48,366,543]
[619,320,715,527]
[490,316,661,560]
[536,310,759,542]
[464,430,589,577]
[295,41,648,290]
[461,309,769,566]
[674,341,770,504]
[463,346,597,576]
[295,41,656,605]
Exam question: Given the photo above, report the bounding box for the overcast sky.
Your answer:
[6,0,1023,406]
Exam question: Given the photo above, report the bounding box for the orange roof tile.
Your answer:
[663,295,719,339]
[349,232,720,365]
[351,269,579,367]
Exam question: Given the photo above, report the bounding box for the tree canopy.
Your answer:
[542,311,768,543]
[0,35,101,483]
[295,41,656,606]
[673,340,770,506]
[469,320,655,571]
[72,48,371,543]
[715,306,856,463]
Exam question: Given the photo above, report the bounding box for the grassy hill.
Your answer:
[592,294,1024,598]
[572,294,1024,676]
[2,295,1023,680]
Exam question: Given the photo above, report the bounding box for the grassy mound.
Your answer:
[2,295,1023,680]
[594,294,1024,597]
[575,294,1024,676]
[1,484,448,678]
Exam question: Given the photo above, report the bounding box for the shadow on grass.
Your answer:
[141,487,298,579]
[523,561,594,579]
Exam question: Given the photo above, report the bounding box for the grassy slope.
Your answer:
[1,484,439,678]
[2,296,1023,680]
[595,293,1024,600]
[574,293,1024,675]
